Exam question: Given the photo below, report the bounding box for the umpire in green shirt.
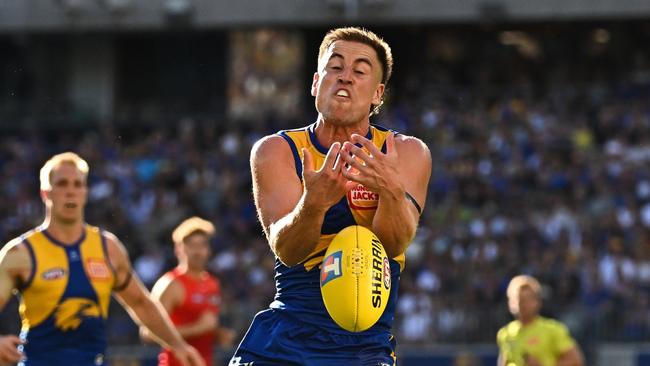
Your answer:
[497,275,584,366]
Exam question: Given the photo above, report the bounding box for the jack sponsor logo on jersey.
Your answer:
[347,184,379,210]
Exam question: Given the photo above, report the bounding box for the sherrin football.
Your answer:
[320,225,391,332]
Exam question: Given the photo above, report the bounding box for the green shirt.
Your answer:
[497,316,576,366]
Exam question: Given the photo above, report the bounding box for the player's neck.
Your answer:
[314,117,370,146]
[41,217,85,245]
[519,314,539,326]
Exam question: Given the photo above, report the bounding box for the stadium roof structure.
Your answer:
[1,0,650,32]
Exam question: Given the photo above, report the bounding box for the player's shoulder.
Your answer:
[498,319,519,334]
[537,316,570,332]
[152,270,184,296]
[394,133,430,156]
[250,133,299,173]
[496,323,511,345]
[97,230,131,267]
[0,231,35,273]
[99,230,124,251]
[251,134,293,160]
[0,235,30,260]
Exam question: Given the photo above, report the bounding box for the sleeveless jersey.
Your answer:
[272,123,405,334]
[17,225,115,366]
[158,267,221,366]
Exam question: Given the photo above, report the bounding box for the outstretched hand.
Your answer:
[340,133,402,195]
[301,142,350,209]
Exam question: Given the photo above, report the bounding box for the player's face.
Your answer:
[312,40,385,126]
[179,232,212,271]
[43,163,88,224]
[508,286,541,320]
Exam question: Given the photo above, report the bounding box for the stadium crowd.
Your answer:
[1,24,649,355]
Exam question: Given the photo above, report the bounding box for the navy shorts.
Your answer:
[229,309,397,366]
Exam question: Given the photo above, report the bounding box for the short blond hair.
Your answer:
[507,275,542,299]
[318,27,392,116]
[39,152,89,191]
[172,216,216,245]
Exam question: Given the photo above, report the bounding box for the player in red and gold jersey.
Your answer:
[141,217,233,366]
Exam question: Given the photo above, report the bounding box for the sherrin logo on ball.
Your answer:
[319,225,391,332]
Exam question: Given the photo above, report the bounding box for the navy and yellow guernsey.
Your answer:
[17,225,115,366]
[271,123,405,335]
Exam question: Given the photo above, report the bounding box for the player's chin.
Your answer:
[57,213,82,224]
[327,113,361,127]
[190,257,208,268]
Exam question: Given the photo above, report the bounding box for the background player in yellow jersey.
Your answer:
[497,275,584,366]
[0,152,205,366]
[230,27,431,365]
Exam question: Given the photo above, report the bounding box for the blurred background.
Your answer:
[1,0,650,365]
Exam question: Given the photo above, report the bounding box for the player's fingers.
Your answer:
[345,180,359,192]
[322,142,342,172]
[176,354,192,366]
[301,148,313,175]
[192,352,206,366]
[340,145,372,174]
[351,134,381,156]
[341,142,374,167]
[385,132,397,156]
[341,165,364,184]
[0,344,22,362]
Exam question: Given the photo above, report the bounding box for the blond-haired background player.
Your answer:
[497,275,584,366]
[0,152,204,366]
[141,216,234,366]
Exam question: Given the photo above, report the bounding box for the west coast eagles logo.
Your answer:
[347,184,379,210]
[54,298,102,331]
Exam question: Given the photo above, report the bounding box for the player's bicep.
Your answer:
[395,136,432,215]
[151,277,182,313]
[251,135,303,235]
[0,255,16,309]
[0,241,30,309]
[103,232,134,290]
[104,233,150,307]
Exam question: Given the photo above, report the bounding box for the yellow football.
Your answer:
[320,225,391,332]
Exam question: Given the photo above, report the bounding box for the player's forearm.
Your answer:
[372,187,418,258]
[176,317,216,339]
[497,354,506,366]
[130,298,186,350]
[176,324,209,339]
[270,194,328,266]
